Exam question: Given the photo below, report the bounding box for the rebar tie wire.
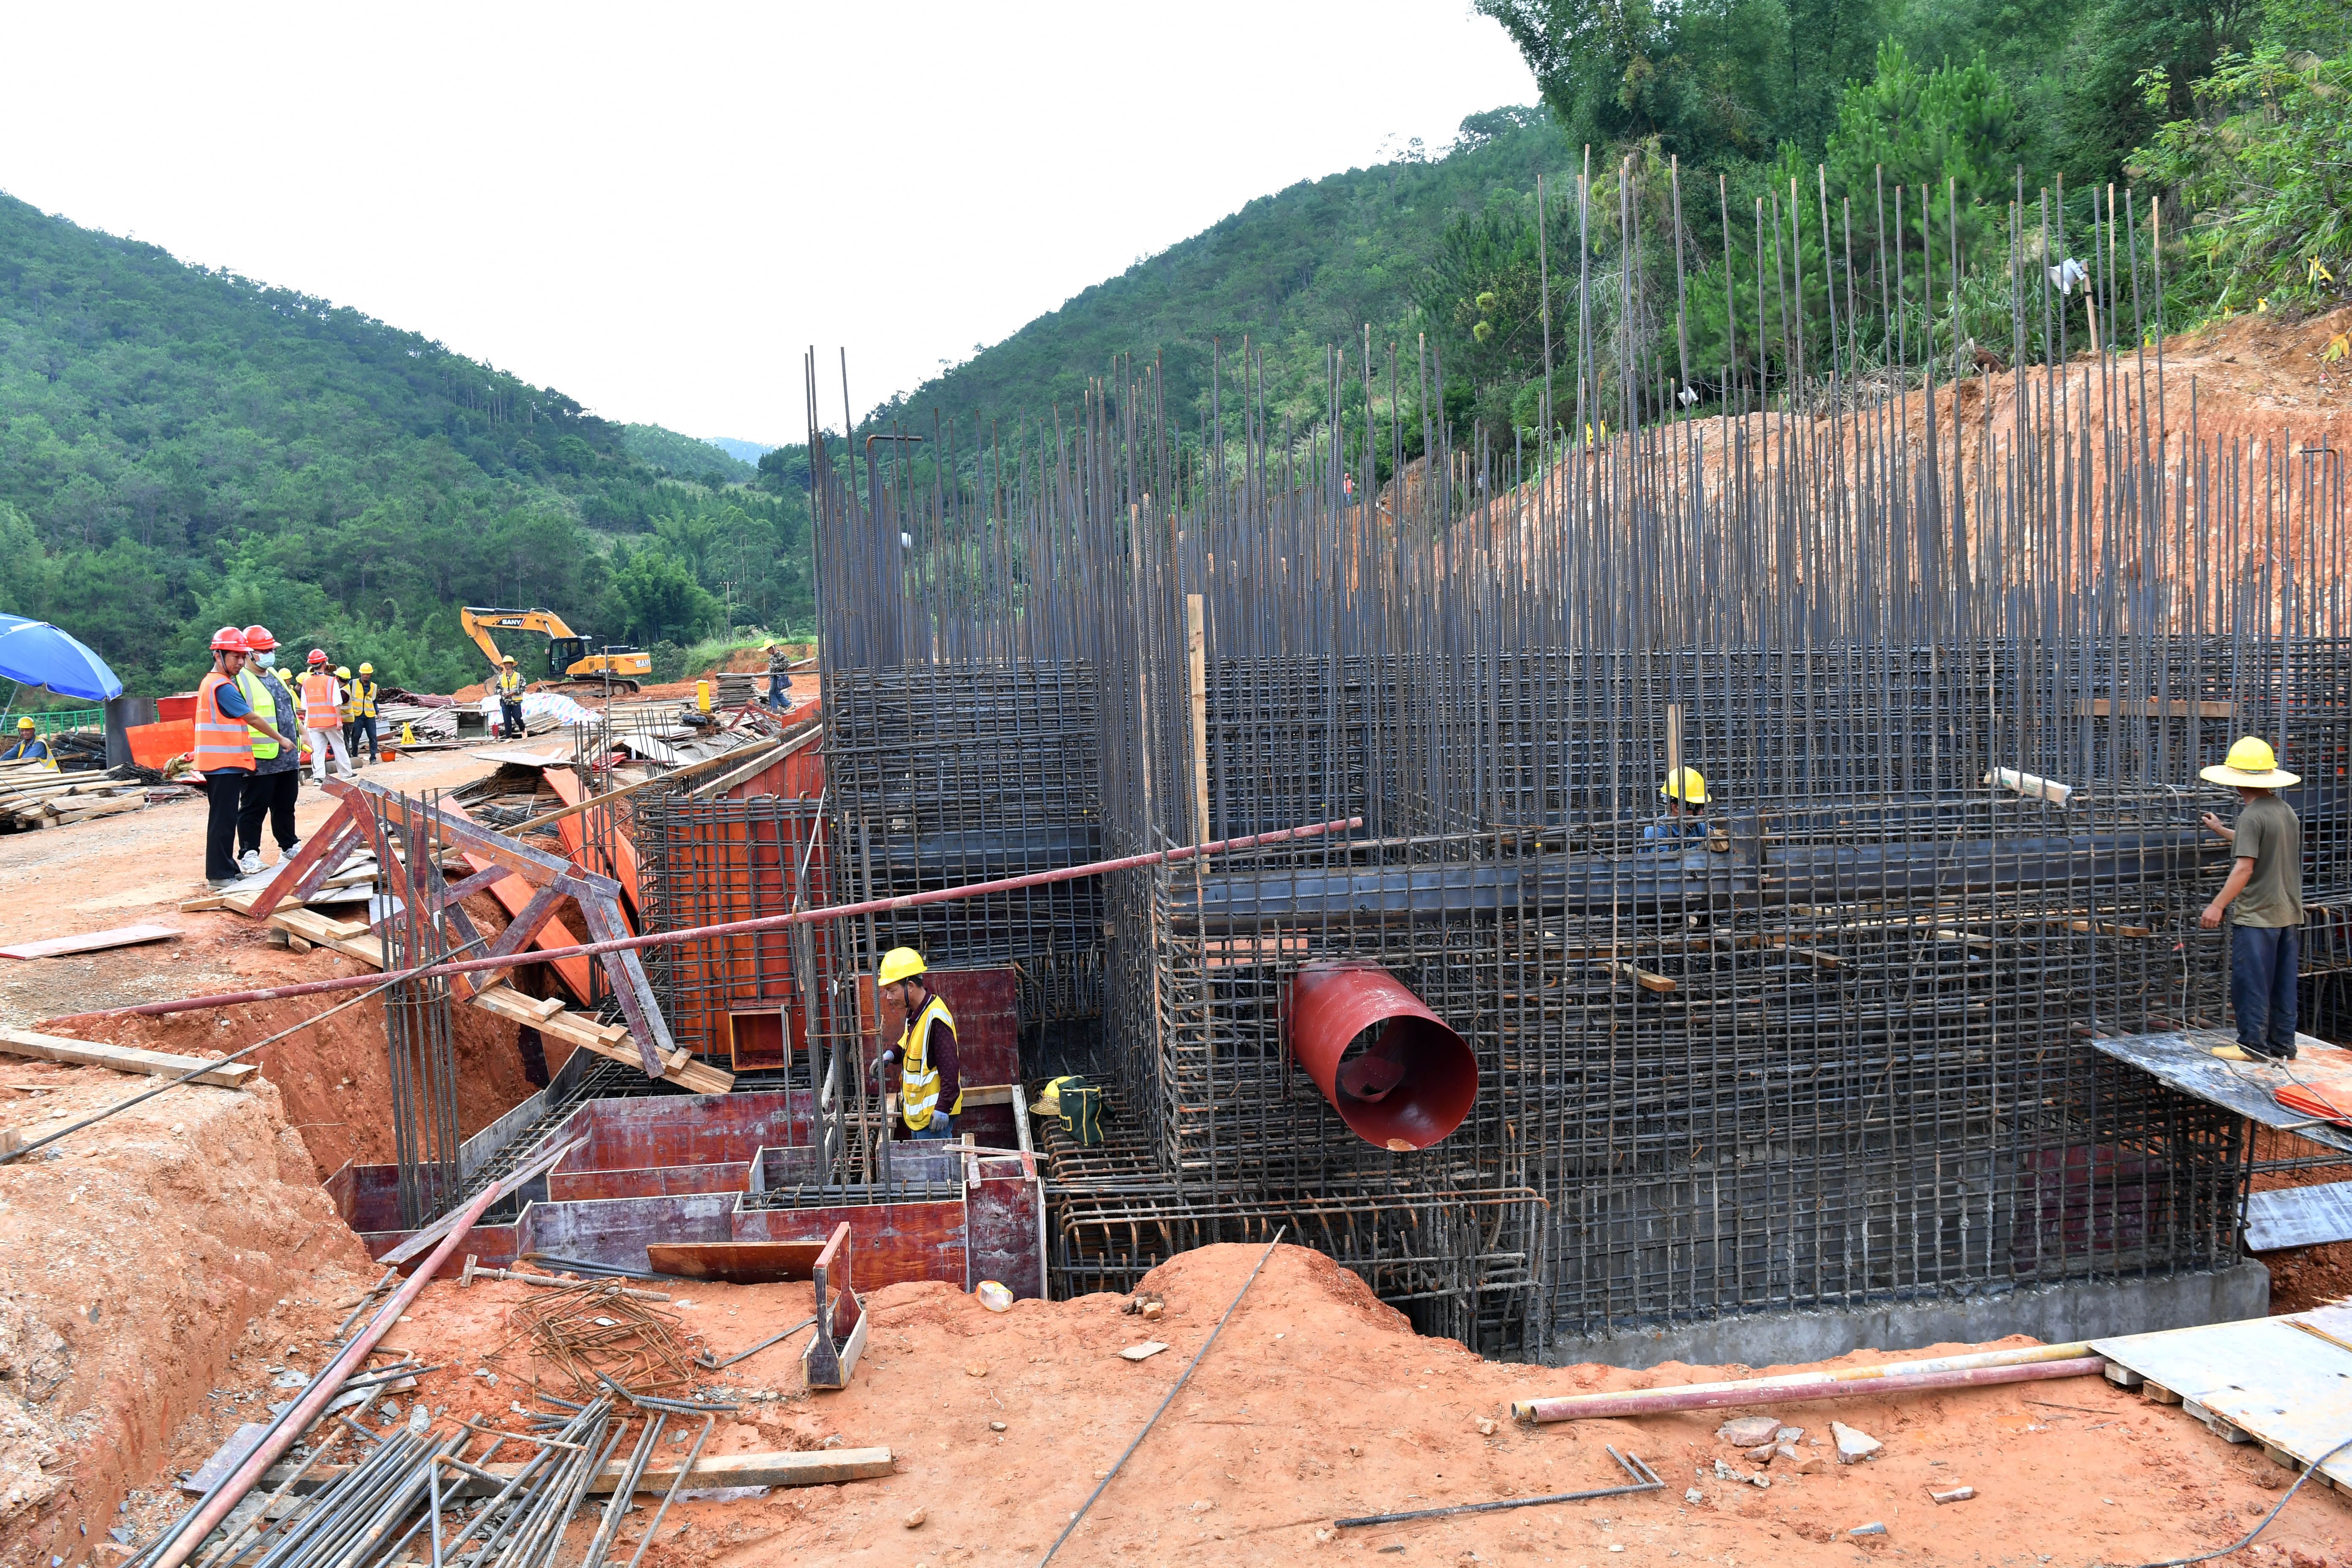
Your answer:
[1038,1226,1286,1566]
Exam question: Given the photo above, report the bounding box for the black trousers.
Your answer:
[500,697,524,736]
[204,768,250,881]
[237,768,300,855]
[354,715,378,758]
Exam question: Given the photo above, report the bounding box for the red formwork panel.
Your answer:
[549,1161,753,1202]
[728,1200,969,1290]
[660,801,830,1064]
[858,966,1019,1085]
[555,1091,809,1174]
[543,766,642,923]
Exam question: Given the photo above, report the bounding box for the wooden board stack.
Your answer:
[0,761,161,829]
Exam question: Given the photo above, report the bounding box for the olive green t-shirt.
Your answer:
[2230,794,2303,928]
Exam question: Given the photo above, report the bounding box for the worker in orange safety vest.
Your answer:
[300,649,356,783]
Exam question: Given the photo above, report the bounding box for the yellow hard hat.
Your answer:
[358,662,374,675]
[1660,766,1710,805]
[334,666,351,678]
[501,654,516,664]
[2201,735,2300,788]
[14,717,33,731]
[876,947,927,986]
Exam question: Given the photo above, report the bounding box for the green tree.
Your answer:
[2133,38,2352,316]
[602,546,717,646]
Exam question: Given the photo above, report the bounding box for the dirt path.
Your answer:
[0,748,505,1028]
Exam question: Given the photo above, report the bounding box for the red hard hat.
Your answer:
[242,624,277,651]
[308,648,328,664]
[210,626,248,652]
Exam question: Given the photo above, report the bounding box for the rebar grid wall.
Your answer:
[373,790,462,1228]
[808,175,2349,1355]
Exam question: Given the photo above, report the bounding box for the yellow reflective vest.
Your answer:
[495,669,525,697]
[235,668,281,761]
[346,679,378,719]
[898,994,961,1130]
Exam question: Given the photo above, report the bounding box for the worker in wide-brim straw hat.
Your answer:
[871,947,962,1141]
[2198,735,2304,1063]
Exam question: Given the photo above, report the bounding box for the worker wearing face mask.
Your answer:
[232,625,304,875]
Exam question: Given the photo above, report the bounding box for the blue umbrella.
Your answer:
[0,618,124,702]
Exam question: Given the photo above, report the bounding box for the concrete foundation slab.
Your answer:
[1542,1263,2272,1370]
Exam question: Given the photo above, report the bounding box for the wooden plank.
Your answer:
[645,1240,825,1283]
[444,801,597,1004]
[0,1027,254,1088]
[2076,698,2233,720]
[265,908,383,966]
[0,923,180,961]
[526,1009,732,1094]
[471,984,566,1023]
[2066,918,2156,939]
[44,795,142,822]
[1601,959,1677,994]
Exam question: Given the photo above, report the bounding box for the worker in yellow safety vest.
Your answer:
[0,718,52,767]
[232,624,304,875]
[346,662,380,765]
[871,947,961,1140]
[494,655,527,738]
[301,649,356,783]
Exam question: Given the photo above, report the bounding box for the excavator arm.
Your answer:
[461,607,581,669]
[458,606,646,690]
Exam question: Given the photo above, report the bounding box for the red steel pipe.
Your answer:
[1287,963,1478,1150]
[1510,1354,2107,1423]
[147,1170,513,1568]
[54,815,1362,1025]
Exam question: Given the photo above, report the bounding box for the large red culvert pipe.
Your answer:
[1286,964,1478,1151]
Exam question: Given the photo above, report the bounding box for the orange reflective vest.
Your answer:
[299,672,341,730]
[192,672,253,774]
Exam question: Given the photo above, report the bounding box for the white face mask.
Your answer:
[255,651,277,667]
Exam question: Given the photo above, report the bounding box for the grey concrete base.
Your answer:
[1542,1263,2271,1370]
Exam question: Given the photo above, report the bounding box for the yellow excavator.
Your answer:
[460,607,653,693]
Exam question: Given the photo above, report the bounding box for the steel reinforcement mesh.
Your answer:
[802,170,2346,1356]
[820,663,1106,1026]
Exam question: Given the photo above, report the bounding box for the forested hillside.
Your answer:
[867,0,2348,460]
[2,0,2335,699]
[0,193,812,698]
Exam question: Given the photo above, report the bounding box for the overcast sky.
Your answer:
[0,3,1534,449]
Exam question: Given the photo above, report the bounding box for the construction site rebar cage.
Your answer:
[803,170,2349,1356]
